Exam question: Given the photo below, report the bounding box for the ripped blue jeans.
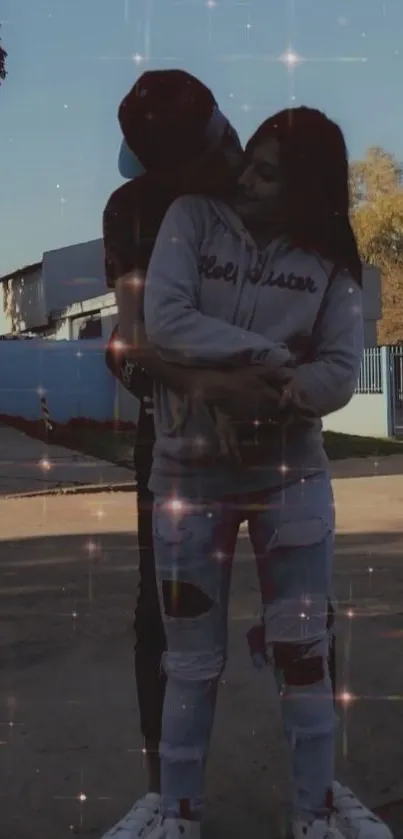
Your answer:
[153,472,336,823]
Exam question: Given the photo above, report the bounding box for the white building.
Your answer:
[0,239,384,429]
[0,239,107,338]
[42,238,106,319]
[0,260,45,335]
[0,238,382,344]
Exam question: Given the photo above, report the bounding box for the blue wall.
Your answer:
[0,340,398,438]
[0,339,115,424]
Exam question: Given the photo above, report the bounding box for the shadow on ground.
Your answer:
[1,528,403,839]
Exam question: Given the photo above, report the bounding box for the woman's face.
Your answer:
[233,136,285,219]
[179,122,244,193]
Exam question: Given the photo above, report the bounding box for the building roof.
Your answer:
[0,261,42,283]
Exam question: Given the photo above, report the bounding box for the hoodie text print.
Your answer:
[144,195,364,497]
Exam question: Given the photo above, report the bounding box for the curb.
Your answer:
[0,481,137,501]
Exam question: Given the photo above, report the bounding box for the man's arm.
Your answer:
[115,270,290,413]
[144,196,293,371]
[104,184,291,413]
[105,324,152,400]
[115,270,211,396]
[103,183,155,404]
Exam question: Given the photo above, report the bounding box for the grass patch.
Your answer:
[2,415,403,467]
[55,425,135,467]
[0,415,135,469]
[47,426,403,466]
[323,431,403,460]
[40,425,135,468]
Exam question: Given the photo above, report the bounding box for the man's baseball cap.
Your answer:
[118,141,145,179]
[117,68,231,177]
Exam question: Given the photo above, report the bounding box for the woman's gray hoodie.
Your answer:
[144,195,364,498]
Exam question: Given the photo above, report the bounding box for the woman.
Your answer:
[143,106,365,839]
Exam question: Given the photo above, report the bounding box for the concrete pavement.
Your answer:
[1,420,403,498]
[1,474,403,839]
[0,424,133,497]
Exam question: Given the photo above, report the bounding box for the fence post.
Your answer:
[40,395,54,439]
[381,346,394,437]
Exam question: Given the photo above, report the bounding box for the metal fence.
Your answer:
[390,345,403,402]
[356,346,383,394]
[389,345,403,434]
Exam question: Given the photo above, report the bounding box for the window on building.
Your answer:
[71,313,102,340]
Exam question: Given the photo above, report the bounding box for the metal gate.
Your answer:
[389,346,403,436]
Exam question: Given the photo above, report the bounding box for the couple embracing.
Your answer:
[103,69,388,839]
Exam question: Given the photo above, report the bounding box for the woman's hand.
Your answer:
[194,365,293,421]
[191,365,277,402]
[279,375,316,417]
[212,406,243,464]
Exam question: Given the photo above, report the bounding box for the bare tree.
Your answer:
[0,24,7,85]
[0,23,7,85]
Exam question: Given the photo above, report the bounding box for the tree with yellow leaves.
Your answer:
[350,146,403,343]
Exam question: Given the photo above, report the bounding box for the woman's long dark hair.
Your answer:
[246,107,362,285]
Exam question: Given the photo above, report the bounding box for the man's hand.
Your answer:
[279,374,316,419]
[279,377,310,412]
[192,365,292,412]
[213,406,243,464]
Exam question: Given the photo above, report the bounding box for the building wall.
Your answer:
[0,248,385,433]
[98,307,140,425]
[362,263,382,323]
[42,239,106,317]
[2,245,383,346]
[361,263,382,348]
[322,393,389,438]
[0,339,116,424]
[52,319,70,340]
[47,296,137,424]
[0,267,46,335]
[364,320,377,347]
[0,336,395,438]
[49,299,138,425]
[322,346,392,438]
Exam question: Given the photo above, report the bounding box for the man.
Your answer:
[103,69,277,839]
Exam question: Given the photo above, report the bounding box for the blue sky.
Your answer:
[0,0,401,275]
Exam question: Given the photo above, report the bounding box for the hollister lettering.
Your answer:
[261,270,317,293]
[199,254,239,284]
[199,253,317,294]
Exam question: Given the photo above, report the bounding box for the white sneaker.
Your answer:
[332,782,393,839]
[157,817,201,838]
[293,816,345,839]
[101,792,161,838]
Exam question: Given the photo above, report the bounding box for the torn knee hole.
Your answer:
[162,580,213,619]
[273,641,324,686]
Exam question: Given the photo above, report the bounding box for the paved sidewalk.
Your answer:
[0,424,133,497]
[1,474,403,839]
[330,453,403,480]
[2,421,403,499]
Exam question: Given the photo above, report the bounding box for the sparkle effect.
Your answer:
[1,3,399,835]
